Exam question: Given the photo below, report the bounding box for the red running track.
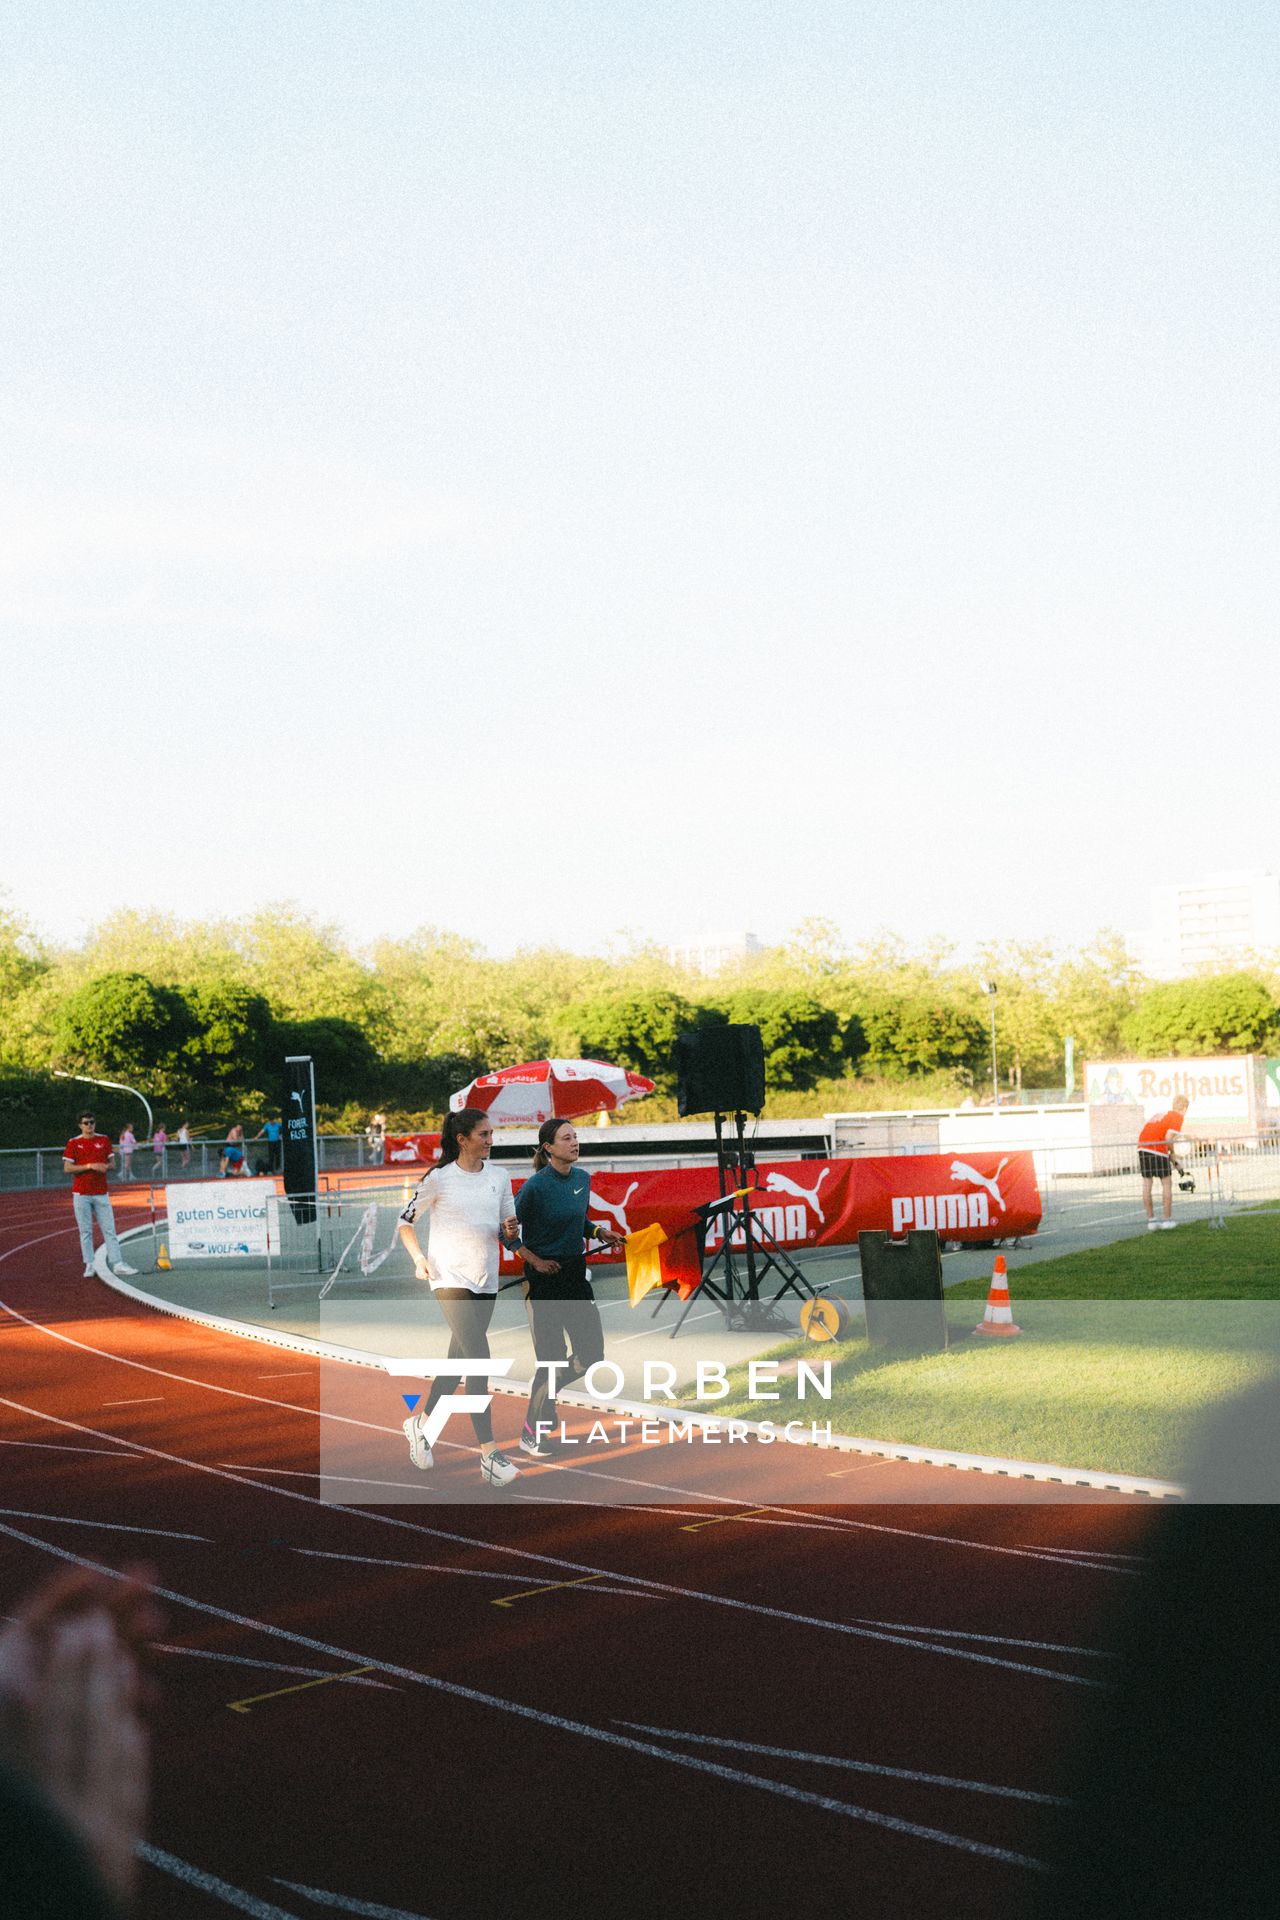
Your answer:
[0,1186,1154,1920]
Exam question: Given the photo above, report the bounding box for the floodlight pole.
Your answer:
[53,1070,153,1138]
[979,980,999,1109]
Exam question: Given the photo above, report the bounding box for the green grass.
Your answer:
[946,1210,1280,1300]
[686,1216,1280,1480]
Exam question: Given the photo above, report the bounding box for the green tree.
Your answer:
[183,983,276,1091]
[0,893,47,1005]
[54,973,196,1083]
[971,943,1062,1091]
[556,991,703,1091]
[857,992,986,1078]
[1121,974,1280,1056]
[712,988,851,1090]
[1052,932,1142,1063]
[272,1016,381,1102]
[235,906,390,1037]
[373,929,544,1070]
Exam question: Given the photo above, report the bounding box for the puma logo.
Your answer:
[761,1167,831,1225]
[588,1181,638,1237]
[949,1158,1009,1212]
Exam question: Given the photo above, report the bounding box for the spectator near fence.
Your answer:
[117,1124,136,1182]
[220,1124,247,1178]
[1138,1093,1190,1231]
[252,1117,282,1173]
[62,1114,136,1280]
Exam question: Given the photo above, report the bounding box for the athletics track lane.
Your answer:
[0,1188,1153,1920]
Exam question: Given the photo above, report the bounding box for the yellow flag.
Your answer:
[624,1222,668,1307]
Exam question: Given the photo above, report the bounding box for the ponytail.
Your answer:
[437,1107,489,1170]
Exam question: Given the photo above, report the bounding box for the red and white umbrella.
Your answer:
[450,1058,656,1125]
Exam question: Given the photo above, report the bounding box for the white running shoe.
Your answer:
[1146,1221,1161,1232]
[82,1263,96,1277]
[480,1447,519,1487]
[1159,1220,1178,1230]
[113,1263,138,1276]
[403,1416,433,1470]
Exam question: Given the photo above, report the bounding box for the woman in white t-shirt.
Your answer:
[396,1106,521,1487]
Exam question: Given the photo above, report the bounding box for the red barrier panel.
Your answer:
[490,1152,1042,1294]
[384,1133,442,1167]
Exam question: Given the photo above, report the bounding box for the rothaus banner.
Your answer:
[462,1152,1042,1296]
[282,1054,318,1225]
[167,1179,275,1260]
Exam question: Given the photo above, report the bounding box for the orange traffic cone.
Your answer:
[973,1254,1021,1337]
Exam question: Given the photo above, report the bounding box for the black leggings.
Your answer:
[422,1288,496,1445]
[522,1256,605,1433]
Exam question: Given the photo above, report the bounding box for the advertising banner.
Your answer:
[490,1151,1041,1295]
[384,1133,442,1166]
[167,1179,276,1260]
[282,1055,318,1225]
[1085,1056,1255,1121]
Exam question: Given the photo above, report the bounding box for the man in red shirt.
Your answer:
[63,1114,136,1279]
[1138,1094,1190,1231]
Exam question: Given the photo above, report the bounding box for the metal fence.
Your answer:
[966,1133,1280,1247]
[0,1132,385,1192]
[12,1130,1280,1267]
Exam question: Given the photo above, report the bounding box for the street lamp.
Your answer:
[978,980,999,1109]
[53,1070,154,1138]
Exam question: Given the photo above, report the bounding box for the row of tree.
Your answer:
[2,899,1278,1137]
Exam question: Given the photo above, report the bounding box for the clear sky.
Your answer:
[4,1,1278,957]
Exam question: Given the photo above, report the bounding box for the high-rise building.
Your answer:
[1133,870,1280,978]
[668,930,763,976]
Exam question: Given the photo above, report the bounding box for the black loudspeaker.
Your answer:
[674,1024,766,1116]
[857,1230,948,1351]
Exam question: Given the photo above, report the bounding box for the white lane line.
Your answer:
[610,1307,722,1344]
[141,1846,304,1918]
[291,1548,544,1585]
[851,1617,1114,1659]
[0,1505,208,1542]
[257,1372,314,1380]
[0,1522,1047,1872]
[0,1438,129,1458]
[222,1466,440,1495]
[289,1546,660,1602]
[0,1397,1102,1688]
[509,1490,849,1531]
[0,1281,397,1439]
[102,1396,165,1406]
[1019,1545,1146,1563]
[619,1723,1071,1805]
[274,1879,433,1918]
[150,1644,400,1690]
[1,1242,1144,1567]
[545,1458,1139,1570]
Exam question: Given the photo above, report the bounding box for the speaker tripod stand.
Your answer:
[657,1110,822,1338]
